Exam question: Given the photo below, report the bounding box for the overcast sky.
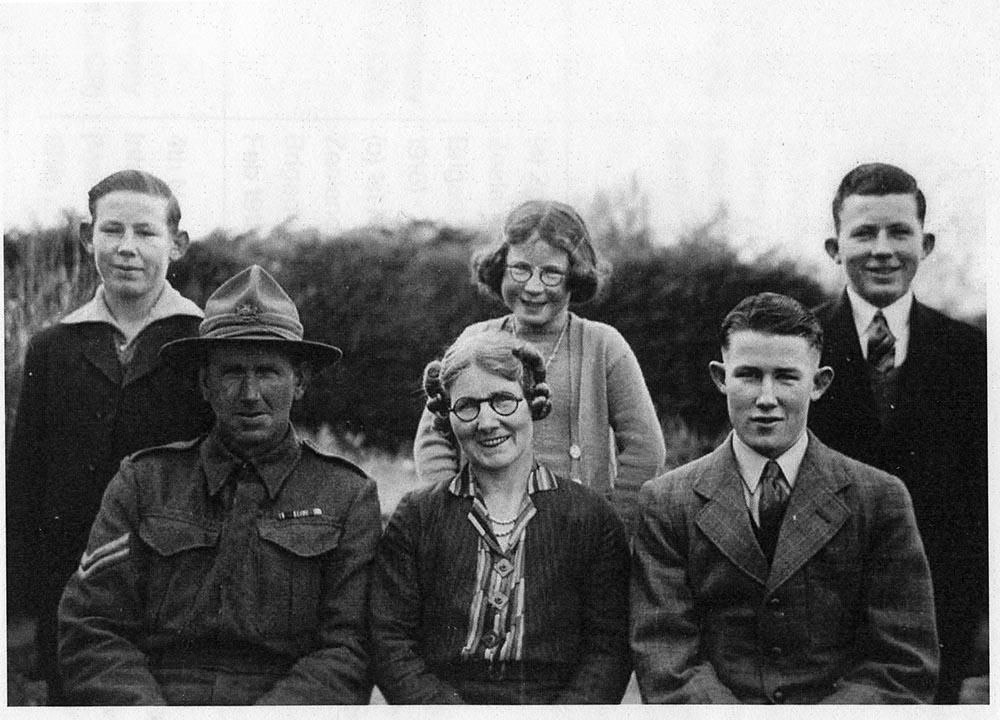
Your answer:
[3,0,996,315]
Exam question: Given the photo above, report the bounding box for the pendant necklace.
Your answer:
[508,314,581,462]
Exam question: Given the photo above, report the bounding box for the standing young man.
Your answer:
[632,293,938,704]
[810,163,988,703]
[6,170,213,703]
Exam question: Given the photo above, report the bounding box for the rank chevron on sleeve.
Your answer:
[78,533,131,578]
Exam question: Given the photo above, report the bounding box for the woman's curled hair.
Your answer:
[423,330,552,436]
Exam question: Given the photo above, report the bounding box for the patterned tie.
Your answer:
[866,311,896,374]
[758,460,790,562]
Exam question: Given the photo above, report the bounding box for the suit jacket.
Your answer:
[631,432,939,704]
[809,293,987,693]
[7,317,214,619]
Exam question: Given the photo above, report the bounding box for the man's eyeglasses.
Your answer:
[505,262,567,287]
[450,392,524,422]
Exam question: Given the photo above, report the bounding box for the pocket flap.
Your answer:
[139,515,220,556]
[258,518,343,557]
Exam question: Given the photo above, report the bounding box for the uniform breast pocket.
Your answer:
[138,514,220,630]
[257,518,343,639]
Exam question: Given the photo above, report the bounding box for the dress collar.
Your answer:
[448,461,559,497]
[200,425,302,500]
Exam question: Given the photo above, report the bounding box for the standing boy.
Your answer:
[810,163,988,702]
[632,293,938,704]
[6,170,213,702]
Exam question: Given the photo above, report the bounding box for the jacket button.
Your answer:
[773,689,784,703]
[769,646,783,658]
[768,597,781,608]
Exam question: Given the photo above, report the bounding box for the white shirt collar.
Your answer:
[61,282,203,333]
[846,286,912,343]
[732,430,809,493]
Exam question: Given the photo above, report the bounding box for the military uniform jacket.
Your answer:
[58,428,382,705]
[631,432,939,704]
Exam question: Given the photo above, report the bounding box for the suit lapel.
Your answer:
[824,293,877,418]
[767,435,851,593]
[78,324,122,386]
[892,300,939,422]
[694,437,769,587]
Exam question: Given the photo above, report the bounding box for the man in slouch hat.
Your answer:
[58,265,382,705]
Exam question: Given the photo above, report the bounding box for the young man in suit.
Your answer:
[809,163,987,703]
[631,292,938,704]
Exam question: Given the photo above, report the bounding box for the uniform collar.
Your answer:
[61,283,203,331]
[732,430,808,494]
[845,286,912,342]
[200,425,302,500]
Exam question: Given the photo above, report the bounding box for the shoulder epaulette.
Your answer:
[301,439,369,478]
[129,436,202,461]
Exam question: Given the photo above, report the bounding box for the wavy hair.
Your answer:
[423,330,552,436]
[88,169,182,234]
[473,200,610,305]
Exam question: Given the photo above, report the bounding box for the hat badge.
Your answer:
[235,302,262,323]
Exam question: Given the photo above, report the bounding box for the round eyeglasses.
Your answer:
[505,262,567,287]
[450,392,524,422]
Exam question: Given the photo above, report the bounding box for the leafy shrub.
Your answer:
[5,214,831,457]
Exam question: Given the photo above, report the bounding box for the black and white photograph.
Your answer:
[3,0,994,710]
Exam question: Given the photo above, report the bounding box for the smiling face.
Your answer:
[200,343,306,457]
[710,330,833,459]
[826,193,934,308]
[501,239,571,332]
[82,190,188,307]
[448,364,533,475]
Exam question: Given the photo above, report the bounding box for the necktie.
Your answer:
[866,311,896,374]
[188,463,267,637]
[758,460,790,562]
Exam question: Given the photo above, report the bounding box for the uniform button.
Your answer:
[773,689,784,703]
[769,646,783,658]
[481,631,500,648]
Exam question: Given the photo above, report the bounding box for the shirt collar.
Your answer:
[448,461,559,497]
[732,430,809,494]
[61,282,203,331]
[201,425,302,500]
[846,286,913,341]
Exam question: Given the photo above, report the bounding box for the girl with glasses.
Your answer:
[413,200,666,533]
[371,330,631,703]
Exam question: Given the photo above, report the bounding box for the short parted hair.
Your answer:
[423,329,552,436]
[88,170,182,234]
[832,163,926,233]
[720,292,824,354]
[473,200,610,304]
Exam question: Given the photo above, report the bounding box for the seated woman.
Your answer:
[371,330,631,704]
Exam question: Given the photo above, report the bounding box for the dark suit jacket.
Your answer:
[809,293,987,693]
[631,432,939,704]
[7,318,214,619]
